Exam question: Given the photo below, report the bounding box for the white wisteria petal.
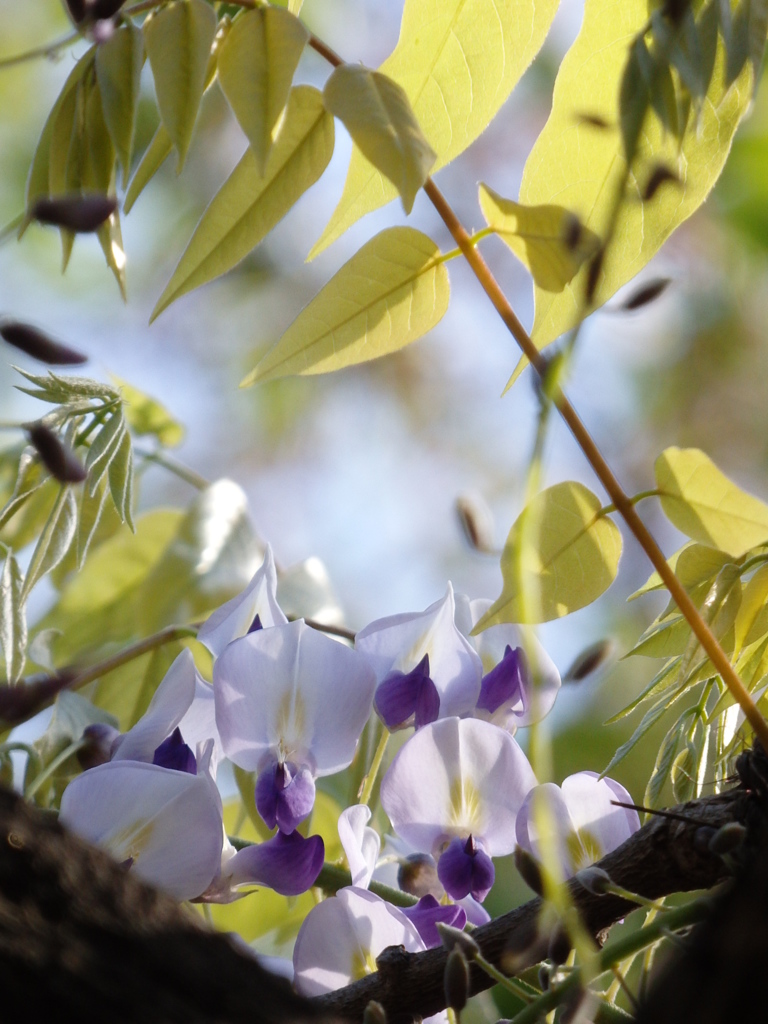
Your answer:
[338,805,380,889]
[380,717,536,858]
[60,760,223,901]
[456,596,561,727]
[214,619,376,774]
[198,544,287,657]
[356,584,482,719]
[516,772,640,877]
[293,886,424,997]
[111,649,198,763]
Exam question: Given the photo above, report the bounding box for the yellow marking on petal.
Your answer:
[350,949,378,981]
[276,688,306,755]
[109,817,156,864]
[565,827,603,873]
[449,775,482,833]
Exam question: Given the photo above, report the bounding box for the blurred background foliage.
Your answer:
[2,0,768,977]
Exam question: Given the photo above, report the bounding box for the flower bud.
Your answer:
[709,822,747,856]
[620,276,672,310]
[547,925,572,966]
[574,866,612,896]
[444,946,470,1013]
[363,1001,387,1024]
[455,493,495,554]
[397,852,443,900]
[0,320,87,365]
[435,921,480,959]
[30,194,117,233]
[27,423,87,484]
[563,639,613,682]
[514,844,544,896]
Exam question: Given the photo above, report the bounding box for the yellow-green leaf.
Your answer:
[244,226,450,385]
[655,447,768,558]
[309,0,560,258]
[323,65,436,215]
[478,184,600,293]
[474,481,622,627]
[124,122,173,213]
[95,24,144,187]
[143,0,217,171]
[114,377,185,448]
[628,541,731,601]
[519,0,756,353]
[217,6,308,174]
[734,563,768,650]
[151,86,333,319]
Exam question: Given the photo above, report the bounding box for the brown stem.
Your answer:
[422,178,768,751]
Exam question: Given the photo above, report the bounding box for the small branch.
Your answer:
[313,783,751,1020]
[0,31,79,70]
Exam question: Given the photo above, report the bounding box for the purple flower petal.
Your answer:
[374,654,439,730]
[247,613,263,633]
[476,645,526,715]
[437,835,495,902]
[255,760,316,833]
[227,830,325,896]
[152,727,197,774]
[402,894,467,948]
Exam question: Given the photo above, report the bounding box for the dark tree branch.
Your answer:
[315,783,753,1021]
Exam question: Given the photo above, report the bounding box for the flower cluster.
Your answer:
[59,546,640,996]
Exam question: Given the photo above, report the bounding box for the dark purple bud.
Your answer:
[620,277,672,311]
[0,321,87,365]
[247,613,263,634]
[476,645,526,716]
[374,654,439,730]
[255,760,315,833]
[230,829,324,896]
[397,852,444,900]
[402,895,467,949]
[79,721,121,770]
[152,727,197,775]
[444,946,470,1013]
[438,835,495,903]
[27,423,87,484]
[513,845,544,896]
[119,856,134,870]
[30,194,117,233]
[88,0,126,20]
[65,0,87,22]
[563,639,612,682]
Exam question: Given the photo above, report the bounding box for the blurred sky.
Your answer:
[3,0,768,749]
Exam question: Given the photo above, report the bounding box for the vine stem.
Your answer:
[422,177,768,752]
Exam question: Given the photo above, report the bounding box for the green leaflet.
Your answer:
[114,377,185,448]
[628,542,731,601]
[478,184,600,292]
[95,24,144,187]
[518,0,758,356]
[656,446,768,558]
[323,65,436,215]
[143,0,218,172]
[217,6,309,175]
[473,481,622,628]
[124,122,173,213]
[152,86,334,319]
[244,226,450,385]
[20,486,78,603]
[309,0,561,259]
[734,563,768,649]
[0,547,26,684]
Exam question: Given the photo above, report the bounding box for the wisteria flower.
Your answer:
[515,771,641,878]
[60,758,224,901]
[381,717,537,901]
[293,886,425,996]
[203,829,325,902]
[214,619,376,832]
[338,804,381,889]
[455,595,561,730]
[356,584,482,731]
[198,544,287,658]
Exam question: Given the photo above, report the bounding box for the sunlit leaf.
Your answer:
[309,0,560,258]
[114,377,185,448]
[217,6,309,174]
[143,0,218,171]
[85,412,126,492]
[0,547,26,684]
[244,226,450,384]
[628,542,731,601]
[152,86,333,319]
[124,122,173,214]
[656,447,768,558]
[734,563,768,649]
[518,0,756,356]
[323,65,436,215]
[474,481,622,627]
[21,486,78,602]
[478,184,600,292]
[107,427,135,530]
[95,23,144,187]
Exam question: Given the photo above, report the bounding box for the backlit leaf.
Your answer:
[628,542,731,601]
[95,23,144,187]
[143,0,218,171]
[244,226,450,385]
[217,6,309,174]
[152,86,333,319]
[114,377,185,448]
[124,122,173,213]
[323,65,436,215]
[107,427,135,531]
[656,447,768,558]
[0,547,26,684]
[474,481,622,627]
[734,563,768,649]
[478,184,600,292]
[309,0,560,258]
[519,0,756,355]
[21,486,78,602]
